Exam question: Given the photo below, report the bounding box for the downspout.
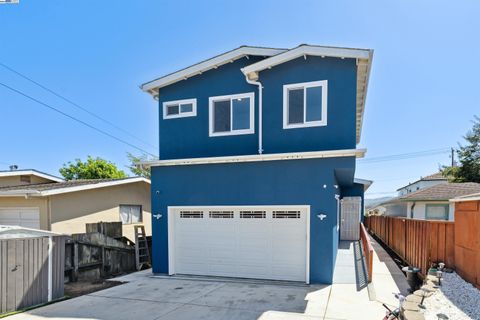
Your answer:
[245,73,264,154]
[410,202,415,219]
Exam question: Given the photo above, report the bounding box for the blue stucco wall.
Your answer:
[156,56,357,160]
[157,57,263,159]
[259,56,357,153]
[150,156,354,284]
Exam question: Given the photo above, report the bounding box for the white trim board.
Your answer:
[241,44,372,75]
[167,205,310,284]
[141,46,287,95]
[0,177,150,197]
[0,170,64,183]
[139,149,366,168]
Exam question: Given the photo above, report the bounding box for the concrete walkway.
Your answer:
[261,238,409,319]
[7,237,408,320]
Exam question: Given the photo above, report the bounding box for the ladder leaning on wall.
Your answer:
[134,225,151,270]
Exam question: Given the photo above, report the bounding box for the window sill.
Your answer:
[209,129,255,137]
[283,120,327,129]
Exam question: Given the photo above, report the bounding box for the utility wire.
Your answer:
[0,82,157,158]
[358,147,450,164]
[0,62,157,151]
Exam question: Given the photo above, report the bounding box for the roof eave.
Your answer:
[141,46,287,94]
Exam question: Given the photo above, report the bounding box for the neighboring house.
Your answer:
[397,172,448,196]
[140,44,373,284]
[392,182,480,221]
[0,170,151,240]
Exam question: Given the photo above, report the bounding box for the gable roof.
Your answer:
[398,182,480,201]
[141,44,373,144]
[241,44,373,144]
[0,177,150,197]
[396,171,448,191]
[141,46,287,95]
[0,169,64,183]
[451,192,480,202]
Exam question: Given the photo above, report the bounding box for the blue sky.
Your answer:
[1,1,479,198]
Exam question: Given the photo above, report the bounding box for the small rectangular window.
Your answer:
[119,205,142,224]
[209,92,254,137]
[163,98,197,119]
[180,211,204,218]
[240,211,266,219]
[425,204,449,220]
[209,211,234,218]
[272,211,301,219]
[283,80,327,129]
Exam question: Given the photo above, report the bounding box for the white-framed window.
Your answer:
[162,98,197,119]
[119,205,142,224]
[209,92,255,137]
[283,80,328,129]
[425,204,449,220]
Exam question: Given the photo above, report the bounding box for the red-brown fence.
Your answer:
[365,216,455,275]
[360,223,373,283]
[453,200,480,288]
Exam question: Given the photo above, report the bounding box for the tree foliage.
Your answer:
[60,156,127,180]
[126,152,151,179]
[442,116,480,182]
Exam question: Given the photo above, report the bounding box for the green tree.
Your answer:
[442,116,480,182]
[60,156,127,180]
[126,152,151,179]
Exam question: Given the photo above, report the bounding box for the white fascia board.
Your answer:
[141,47,287,94]
[241,45,372,75]
[354,178,373,191]
[0,177,151,197]
[450,193,480,202]
[0,170,64,182]
[38,178,151,196]
[0,190,41,197]
[139,149,366,168]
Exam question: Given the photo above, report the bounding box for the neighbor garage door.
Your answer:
[0,207,40,229]
[169,206,309,282]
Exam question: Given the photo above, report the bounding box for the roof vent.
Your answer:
[9,165,18,171]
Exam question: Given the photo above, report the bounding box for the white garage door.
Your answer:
[0,207,40,229]
[169,206,309,283]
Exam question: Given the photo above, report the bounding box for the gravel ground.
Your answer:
[424,272,480,320]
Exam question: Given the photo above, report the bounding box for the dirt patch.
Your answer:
[65,280,125,298]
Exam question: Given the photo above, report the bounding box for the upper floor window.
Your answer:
[163,98,197,119]
[209,92,255,137]
[283,80,328,129]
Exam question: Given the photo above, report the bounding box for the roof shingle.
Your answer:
[399,182,480,201]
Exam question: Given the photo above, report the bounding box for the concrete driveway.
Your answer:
[8,238,407,320]
[8,270,330,320]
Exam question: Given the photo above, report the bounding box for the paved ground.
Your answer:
[8,238,408,320]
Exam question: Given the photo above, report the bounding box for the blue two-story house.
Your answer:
[140,44,373,284]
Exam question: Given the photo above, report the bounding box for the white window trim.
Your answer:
[209,92,255,137]
[162,98,197,119]
[283,80,328,129]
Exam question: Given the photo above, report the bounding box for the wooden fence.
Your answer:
[453,200,480,288]
[360,223,373,282]
[365,216,455,274]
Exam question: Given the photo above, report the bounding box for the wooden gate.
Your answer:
[340,197,361,241]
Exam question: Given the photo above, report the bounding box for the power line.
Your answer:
[0,82,157,158]
[358,147,450,164]
[0,62,157,151]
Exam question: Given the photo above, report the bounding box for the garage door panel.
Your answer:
[0,207,40,229]
[171,206,307,282]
